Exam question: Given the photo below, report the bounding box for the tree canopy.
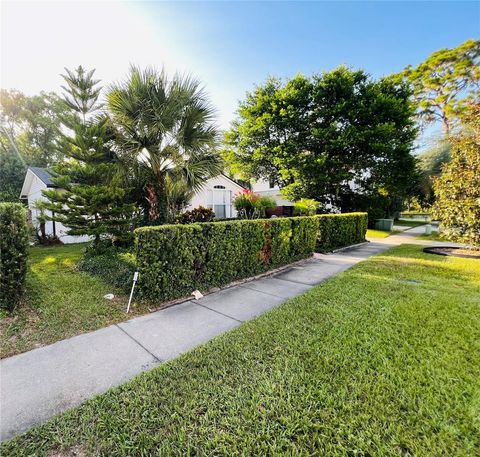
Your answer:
[225,66,418,220]
[41,67,134,245]
[401,39,480,135]
[433,103,480,247]
[0,89,68,202]
[107,66,223,223]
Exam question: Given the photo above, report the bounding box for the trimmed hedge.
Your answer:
[0,203,29,312]
[135,213,367,302]
[315,212,368,252]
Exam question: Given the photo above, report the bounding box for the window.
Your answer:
[207,187,232,218]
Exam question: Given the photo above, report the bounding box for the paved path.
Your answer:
[0,226,457,441]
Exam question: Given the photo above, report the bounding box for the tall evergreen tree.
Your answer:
[42,66,134,246]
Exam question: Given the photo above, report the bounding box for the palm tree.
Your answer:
[107,66,223,223]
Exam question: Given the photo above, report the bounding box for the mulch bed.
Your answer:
[423,246,480,259]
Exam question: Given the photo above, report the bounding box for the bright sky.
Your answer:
[1,1,479,136]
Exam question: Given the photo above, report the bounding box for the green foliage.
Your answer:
[0,89,68,167]
[176,206,215,224]
[107,66,223,224]
[0,203,29,312]
[4,246,479,456]
[294,198,319,216]
[0,143,26,202]
[225,67,417,219]
[77,249,136,294]
[233,189,277,219]
[433,104,480,247]
[416,138,451,205]
[0,244,154,358]
[41,67,135,246]
[401,39,480,134]
[135,213,366,301]
[315,213,368,252]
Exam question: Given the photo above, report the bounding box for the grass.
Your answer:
[0,244,151,358]
[366,229,401,238]
[366,229,391,238]
[416,232,447,242]
[3,245,479,456]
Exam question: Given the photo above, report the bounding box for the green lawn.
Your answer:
[0,244,150,358]
[3,245,479,456]
[366,228,403,238]
[416,232,447,242]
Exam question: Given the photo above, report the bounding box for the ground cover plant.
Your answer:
[0,244,149,358]
[3,244,479,456]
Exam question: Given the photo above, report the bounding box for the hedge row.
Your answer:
[135,212,367,302]
[0,203,29,312]
[315,212,368,252]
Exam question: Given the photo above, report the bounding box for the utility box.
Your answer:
[425,224,432,235]
[375,219,394,232]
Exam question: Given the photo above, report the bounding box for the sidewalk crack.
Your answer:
[190,301,244,323]
[115,324,162,363]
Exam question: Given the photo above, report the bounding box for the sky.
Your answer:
[1,0,479,139]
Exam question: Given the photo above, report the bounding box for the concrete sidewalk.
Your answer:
[0,228,455,441]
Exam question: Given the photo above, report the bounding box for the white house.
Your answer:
[19,167,91,244]
[251,178,293,207]
[20,167,245,244]
[186,174,245,218]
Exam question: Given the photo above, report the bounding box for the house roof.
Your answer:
[219,174,245,190]
[20,167,58,199]
[28,167,57,187]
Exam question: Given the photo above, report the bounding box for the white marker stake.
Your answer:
[127,271,139,313]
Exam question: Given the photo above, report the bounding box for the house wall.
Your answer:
[27,175,90,244]
[251,178,293,206]
[186,175,244,218]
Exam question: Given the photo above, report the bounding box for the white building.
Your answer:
[250,178,293,206]
[20,168,245,244]
[20,167,90,244]
[186,174,245,219]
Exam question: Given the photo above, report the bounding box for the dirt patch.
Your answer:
[423,246,480,259]
[48,445,85,457]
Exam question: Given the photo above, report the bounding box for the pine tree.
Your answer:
[41,66,134,247]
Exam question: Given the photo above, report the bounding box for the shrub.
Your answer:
[176,206,215,224]
[0,203,29,312]
[77,245,137,293]
[136,217,315,301]
[135,212,366,302]
[256,196,277,217]
[433,104,480,248]
[315,212,368,252]
[233,190,277,219]
[294,198,320,216]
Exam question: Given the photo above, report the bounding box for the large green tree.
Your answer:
[107,67,223,224]
[415,137,451,205]
[42,67,134,246]
[433,103,480,247]
[0,89,68,202]
[402,39,480,135]
[225,67,417,219]
[0,89,68,166]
